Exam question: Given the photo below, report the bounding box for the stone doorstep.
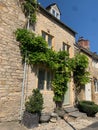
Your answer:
[69,111,87,118]
[64,106,78,113]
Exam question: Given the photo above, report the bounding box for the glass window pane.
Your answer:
[47,71,51,90]
[42,32,46,40]
[38,69,45,90]
[48,36,52,48]
[63,43,67,51]
[52,9,55,16]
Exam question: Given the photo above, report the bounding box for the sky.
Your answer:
[38,0,98,54]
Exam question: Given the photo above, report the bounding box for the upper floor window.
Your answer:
[48,35,52,48]
[56,13,60,19]
[51,9,60,19]
[52,9,55,16]
[62,42,70,52]
[42,31,53,48]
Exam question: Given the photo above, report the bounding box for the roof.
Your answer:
[46,3,61,15]
[38,4,77,36]
[74,43,98,60]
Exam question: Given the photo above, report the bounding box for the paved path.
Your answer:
[81,121,98,130]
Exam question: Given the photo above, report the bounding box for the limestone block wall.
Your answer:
[0,0,26,121]
[35,11,75,58]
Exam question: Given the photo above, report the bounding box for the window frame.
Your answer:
[42,31,53,49]
[38,67,53,91]
[62,42,70,52]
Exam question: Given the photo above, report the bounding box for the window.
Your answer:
[42,31,46,40]
[38,69,45,90]
[47,71,52,90]
[42,31,53,48]
[52,9,55,16]
[51,9,60,19]
[95,80,98,93]
[62,42,70,52]
[56,13,60,19]
[38,68,53,90]
[48,35,52,48]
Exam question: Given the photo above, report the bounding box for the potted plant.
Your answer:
[22,88,43,128]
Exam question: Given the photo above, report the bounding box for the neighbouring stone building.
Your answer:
[74,37,98,104]
[0,0,76,121]
[0,0,26,121]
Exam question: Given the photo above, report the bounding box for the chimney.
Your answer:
[78,37,90,50]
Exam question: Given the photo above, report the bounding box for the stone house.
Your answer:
[0,1,76,122]
[74,37,98,104]
[26,3,76,112]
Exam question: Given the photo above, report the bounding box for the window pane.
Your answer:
[63,43,67,51]
[48,36,52,48]
[56,13,60,19]
[47,71,51,90]
[42,32,46,40]
[38,69,45,90]
[52,9,55,16]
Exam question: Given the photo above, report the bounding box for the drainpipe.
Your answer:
[20,52,27,121]
[20,0,38,121]
[20,9,30,122]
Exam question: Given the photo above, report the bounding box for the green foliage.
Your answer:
[71,53,90,103]
[16,29,90,109]
[78,100,98,116]
[15,28,71,109]
[25,89,43,114]
[16,29,48,64]
[72,54,90,86]
[23,0,37,24]
[52,51,71,108]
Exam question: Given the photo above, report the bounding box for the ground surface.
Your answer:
[0,116,98,130]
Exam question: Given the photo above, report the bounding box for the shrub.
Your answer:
[78,100,98,116]
[25,89,43,114]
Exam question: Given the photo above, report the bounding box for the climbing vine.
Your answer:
[21,0,37,24]
[71,53,90,104]
[15,29,71,108]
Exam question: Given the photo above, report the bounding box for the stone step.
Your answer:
[64,107,78,113]
[69,111,87,118]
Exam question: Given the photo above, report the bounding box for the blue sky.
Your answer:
[38,0,98,54]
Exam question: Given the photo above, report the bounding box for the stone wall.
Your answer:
[0,0,26,121]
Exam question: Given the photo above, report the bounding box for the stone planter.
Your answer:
[22,111,39,129]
